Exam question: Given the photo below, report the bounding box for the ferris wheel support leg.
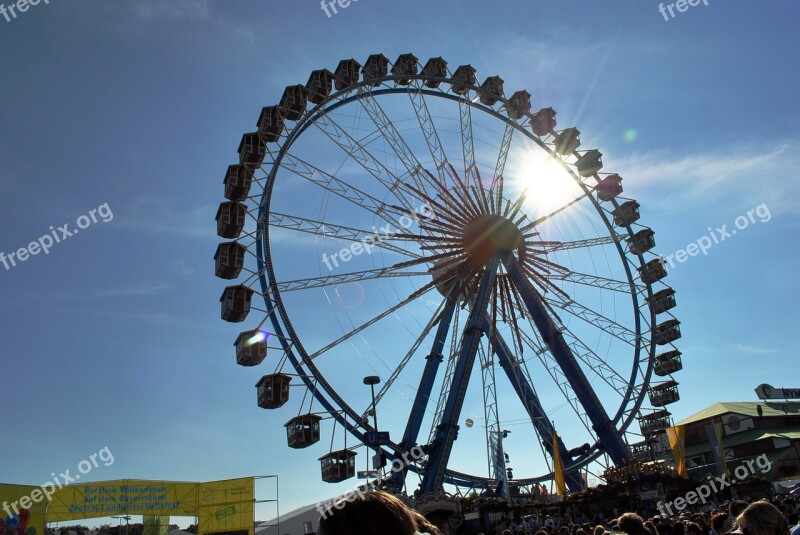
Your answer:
[392,296,459,493]
[420,257,501,495]
[500,251,633,467]
[487,327,583,491]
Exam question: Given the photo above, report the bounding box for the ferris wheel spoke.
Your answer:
[520,191,593,232]
[459,97,480,189]
[267,211,422,259]
[490,123,515,213]
[558,325,634,399]
[488,327,584,488]
[543,235,623,253]
[362,296,448,421]
[542,291,642,347]
[354,86,440,197]
[279,152,412,230]
[517,327,597,436]
[501,251,631,465]
[407,79,459,188]
[307,281,438,360]
[312,107,423,213]
[276,266,429,293]
[531,260,638,294]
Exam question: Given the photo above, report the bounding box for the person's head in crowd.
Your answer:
[645,520,659,535]
[731,502,749,523]
[712,514,733,535]
[619,513,647,535]
[317,490,441,535]
[673,520,686,535]
[595,525,608,535]
[686,522,704,535]
[736,501,790,535]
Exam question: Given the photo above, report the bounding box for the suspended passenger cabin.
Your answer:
[320,449,357,483]
[639,258,668,284]
[306,69,335,105]
[554,127,581,155]
[638,409,672,435]
[646,288,677,314]
[531,107,557,137]
[391,53,419,85]
[649,380,680,407]
[628,228,656,255]
[334,58,362,91]
[279,85,308,121]
[613,200,641,227]
[220,285,255,323]
[224,164,254,202]
[214,241,247,280]
[596,174,623,202]
[654,350,683,376]
[285,414,322,449]
[216,201,247,239]
[507,90,532,120]
[257,106,284,143]
[362,53,390,86]
[256,373,291,409]
[238,132,266,167]
[479,76,505,106]
[654,319,681,345]
[234,329,268,367]
[575,150,603,177]
[422,57,448,88]
[451,65,477,95]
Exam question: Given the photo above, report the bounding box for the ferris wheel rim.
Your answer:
[249,63,666,488]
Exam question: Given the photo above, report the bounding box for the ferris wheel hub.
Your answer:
[462,214,524,267]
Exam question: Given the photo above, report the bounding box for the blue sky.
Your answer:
[1,0,799,527]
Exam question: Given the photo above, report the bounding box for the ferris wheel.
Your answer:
[214,53,683,497]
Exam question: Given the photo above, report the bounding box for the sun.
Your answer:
[505,147,585,219]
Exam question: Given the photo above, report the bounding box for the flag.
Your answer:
[553,432,567,496]
[666,425,687,477]
[705,422,730,477]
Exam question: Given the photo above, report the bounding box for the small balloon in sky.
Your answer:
[623,129,638,142]
[465,418,474,428]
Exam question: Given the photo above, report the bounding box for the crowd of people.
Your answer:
[483,495,800,535]
[315,490,800,535]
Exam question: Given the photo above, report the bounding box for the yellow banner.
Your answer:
[0,484,47,535]
[47,480,199,521]
[553,433,567,496]
[197,478,254,535]
[666,425,687,477]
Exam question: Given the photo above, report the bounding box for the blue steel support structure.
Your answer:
[499,250,632,466]
[392,296,459,492]
[420,258,501,493]
[486,324,583,490]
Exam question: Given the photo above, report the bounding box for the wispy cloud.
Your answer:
[131,0,212,22]
[734,343,779,355]
[89,284,173,299]
[608,140,800,215]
